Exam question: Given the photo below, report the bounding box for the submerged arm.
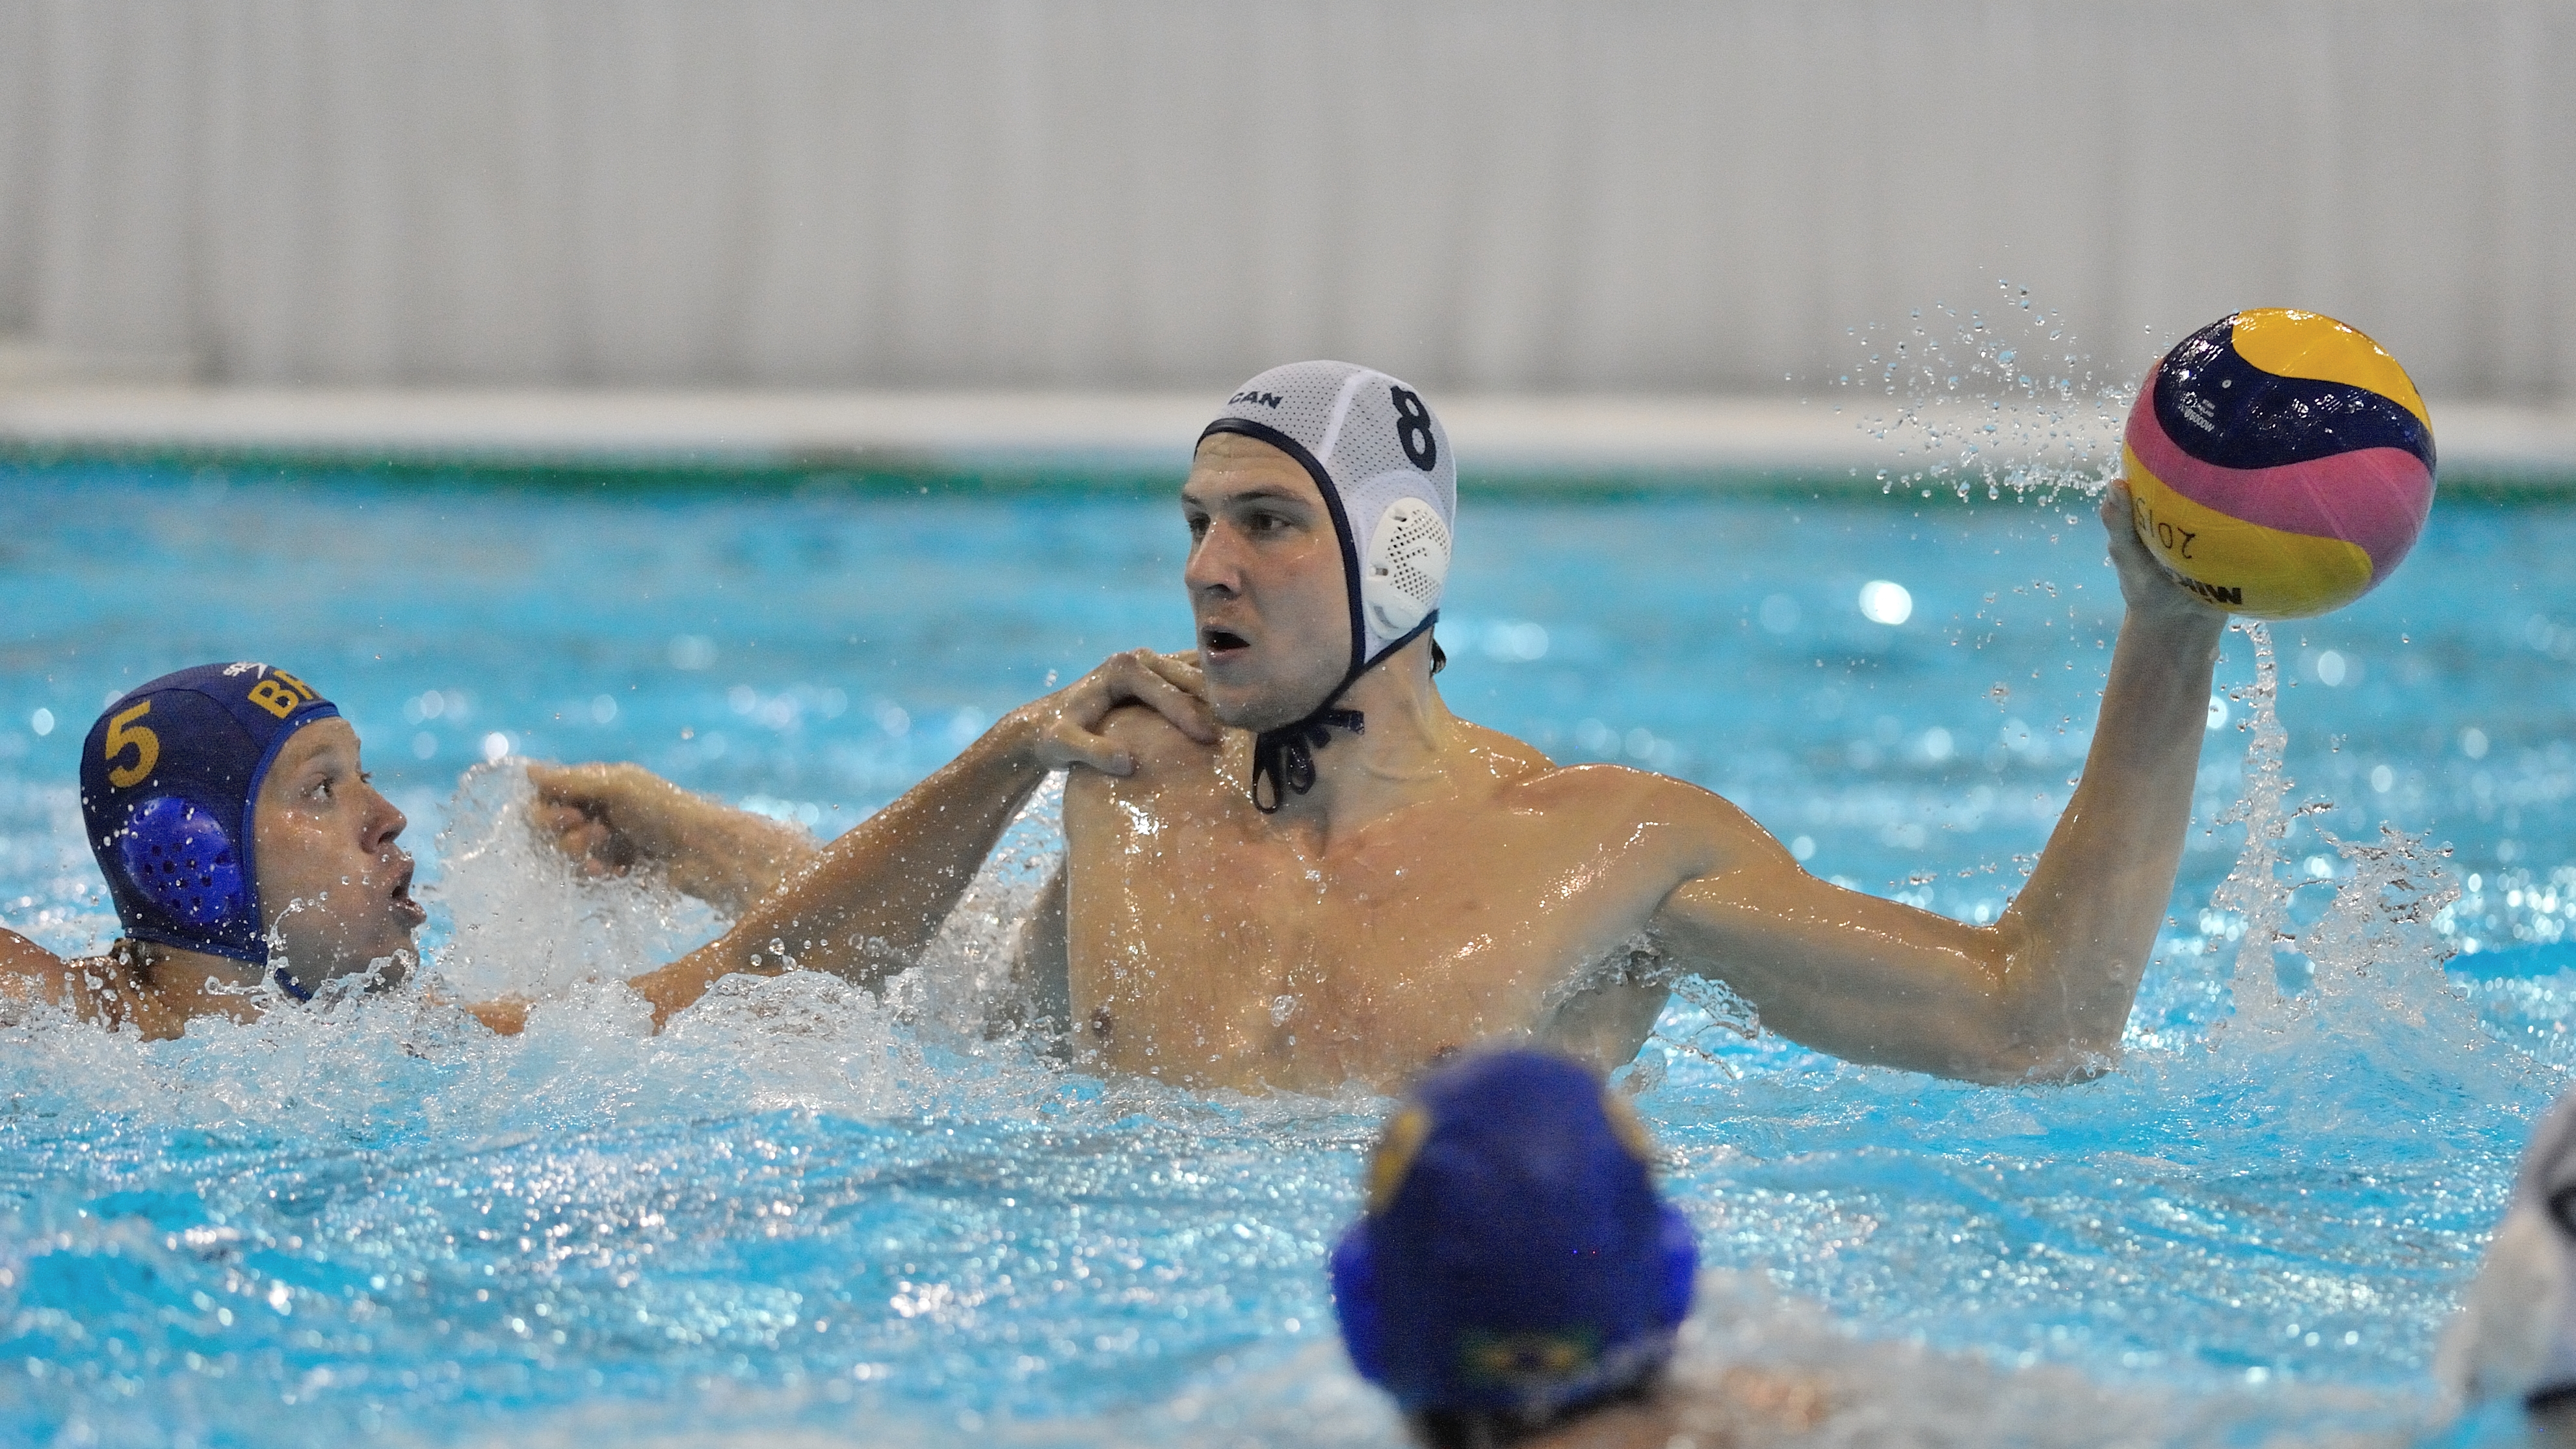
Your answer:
[1655,486,2224,1080]
[620,651,1212,1029]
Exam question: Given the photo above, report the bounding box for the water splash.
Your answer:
[2203,621,2317,1026]
[2294,826,2464,1031]
[427,762,721,1001]
[2193,625,2534,1094]
[1840,280,2135,502]
[1655,972,1765,1082]
[891,774,1067,1049]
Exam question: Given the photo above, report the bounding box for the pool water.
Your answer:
[0,464,2569,1448]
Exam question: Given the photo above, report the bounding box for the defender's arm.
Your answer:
[1655,486,2224,1080]
[620,651,1213,1029]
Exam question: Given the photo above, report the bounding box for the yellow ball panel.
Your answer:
[2123,449,2376,619]
[2227,309,2430,430]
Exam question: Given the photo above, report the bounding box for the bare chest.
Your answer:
[1061,799,1677,1088]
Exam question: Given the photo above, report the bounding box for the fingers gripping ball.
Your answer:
[2123,309,2436,619]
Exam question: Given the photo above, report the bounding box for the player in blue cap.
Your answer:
[0,651,1213,1037]
[0,662,433,1032]
[1336,1047,1826,1448]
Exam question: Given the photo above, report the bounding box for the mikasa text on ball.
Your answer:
[2122,309,2436,619]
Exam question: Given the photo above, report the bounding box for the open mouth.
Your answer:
[1200,627,1252,660]
[389,859,427,928]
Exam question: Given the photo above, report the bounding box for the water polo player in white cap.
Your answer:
[2444,1088,2576,1442]
[685,360,2230,1090]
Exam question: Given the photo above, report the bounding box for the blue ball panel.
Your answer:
[2153,321,2434,472]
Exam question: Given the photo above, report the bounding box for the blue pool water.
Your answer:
[0,464,2569,1447]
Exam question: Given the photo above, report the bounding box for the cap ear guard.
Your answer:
[1331,1220,1388,1385]
[114,798,248,928]
[1360,492,1451,639]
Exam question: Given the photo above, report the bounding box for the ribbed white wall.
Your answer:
[1,1,2568,397]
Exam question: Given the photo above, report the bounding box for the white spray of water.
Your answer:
[1841,280,2138,501]
[0,763,1107,1147]
[889,772,1067,1048]
[427,762,723,1001]
[2203,621,2314,1028]
[2195,625,2535,1091]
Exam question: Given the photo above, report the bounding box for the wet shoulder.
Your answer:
[1457,725,1694,825]
[1503,757,1766,844]
[1073,703,1233,803]
[1454,719,1556,781]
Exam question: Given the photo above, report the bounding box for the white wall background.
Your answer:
[1,0,2568,398]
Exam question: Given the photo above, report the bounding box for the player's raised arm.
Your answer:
[616,650,1214,1028]
[1651,484,2226,1081]
[529,762,824,917]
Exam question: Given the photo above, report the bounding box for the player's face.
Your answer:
[252,720,423,992]
[1182,434,1352,731]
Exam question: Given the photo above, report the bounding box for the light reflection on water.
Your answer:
[0,465,2569,1447]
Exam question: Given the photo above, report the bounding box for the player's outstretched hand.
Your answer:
[1005,649,1217,777]
[2102,481,2228,623]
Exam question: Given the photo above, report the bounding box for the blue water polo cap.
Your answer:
[78,663,339,969]
[1330,1048,1697,1416]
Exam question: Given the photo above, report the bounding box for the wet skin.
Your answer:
[1023,432,2228,1091]
[252,719,425,991]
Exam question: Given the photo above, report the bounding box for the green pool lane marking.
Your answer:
[5,443,2573,502]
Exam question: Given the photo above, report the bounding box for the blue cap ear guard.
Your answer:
[78,663,338,975]
[1329,1049,1699,1416]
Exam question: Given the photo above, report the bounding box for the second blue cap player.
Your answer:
[1334,1048,1835,1448]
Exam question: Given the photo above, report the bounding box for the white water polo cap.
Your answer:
[2445,1087,2576,1411]
[1200,360,1459,674]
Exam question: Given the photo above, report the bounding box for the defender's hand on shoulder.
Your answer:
[2101,482,2228,631]
[1006,648,1217,778]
